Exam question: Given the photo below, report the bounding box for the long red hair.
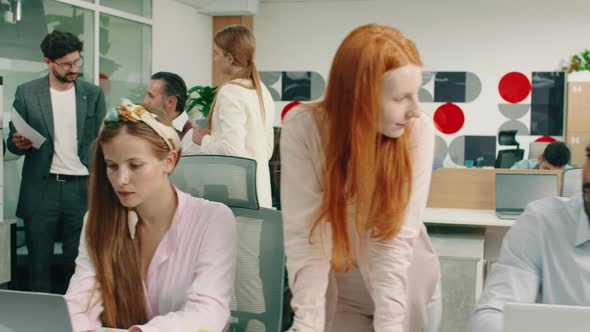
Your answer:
[311,24,422,271]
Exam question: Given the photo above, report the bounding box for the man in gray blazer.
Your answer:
[7,30,105,293]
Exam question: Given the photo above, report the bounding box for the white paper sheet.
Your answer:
[10,107,46,149]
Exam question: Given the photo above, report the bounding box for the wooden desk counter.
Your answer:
[427,168,563,210]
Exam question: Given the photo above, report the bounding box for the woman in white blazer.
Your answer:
[189,25,275,208]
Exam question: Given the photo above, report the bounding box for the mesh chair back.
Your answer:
[170,155,259,209]
[562,167,583,198]
[269,127,281,210]
[495,149,524,168]
[229,207,284,332]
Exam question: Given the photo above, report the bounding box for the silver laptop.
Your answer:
[0,290,73,332]
[495,173,558,220]
[504,302,590,332]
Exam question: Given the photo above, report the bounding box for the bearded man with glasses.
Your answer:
[7,29,106,294]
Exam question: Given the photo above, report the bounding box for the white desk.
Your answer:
[425,208,499,332]
[424,208,514,227]
[425,207,513,264]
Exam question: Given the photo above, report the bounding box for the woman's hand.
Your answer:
[191,123,210,145]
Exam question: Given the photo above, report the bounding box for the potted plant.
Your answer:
[186,85,217,123]
[562,50,590,73]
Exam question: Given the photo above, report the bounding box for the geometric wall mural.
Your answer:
[535,135,557,143]
[280,101,301,121]
[435,135,449,160]
[498,103,529,120]
[449,135,466,165]
[530,72,565,136]
[420,71,435,102]
[498,71,531,103]
[265,67,566,168]
[282,72,310,101]
[449,135,496,167]
[422,71,481,149]
[496,71,565,137]
[433,72,482,102]
[433,102,465,134]
[260,71,326,102]
[260,71,282,100]
[498,71,531,139]
[499,119,530,135]
[421,71,482,103]
[435,72,467,102]
[466,135,497,167]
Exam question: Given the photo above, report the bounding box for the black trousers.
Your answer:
[23,175,88,293]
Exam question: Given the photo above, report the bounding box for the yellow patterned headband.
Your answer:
[105,99,181,152]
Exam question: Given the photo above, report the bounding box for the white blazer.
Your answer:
[183,79,275,208]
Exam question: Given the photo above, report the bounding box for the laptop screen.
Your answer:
[504,302,590,332]
[0,290,73,332]
[495,173,559,212]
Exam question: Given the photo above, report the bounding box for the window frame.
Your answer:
[54,0,153,86]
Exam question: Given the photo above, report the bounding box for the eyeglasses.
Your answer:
[53,57,83,71]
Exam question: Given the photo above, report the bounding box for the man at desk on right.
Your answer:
[468,142,590,332]
[511,141,572,170]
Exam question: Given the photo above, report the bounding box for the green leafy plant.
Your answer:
[562,49,590,73]
[186,85,217,119]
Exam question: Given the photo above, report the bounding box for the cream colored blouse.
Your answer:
[280,106,440,332]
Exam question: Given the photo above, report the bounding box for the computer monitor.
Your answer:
[495,173,559,219]
[504,302,590,332]
[0,290,73,332]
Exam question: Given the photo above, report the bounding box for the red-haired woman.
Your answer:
[65,101,236,332]
[281,24,441,332]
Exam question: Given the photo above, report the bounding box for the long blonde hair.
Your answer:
[207,25,266,130]
[312,24,421,272]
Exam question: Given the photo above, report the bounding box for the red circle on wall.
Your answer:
[498,72,531,103]
[433,103,465,134]
[281,101,301,121]
[535,135,556,143]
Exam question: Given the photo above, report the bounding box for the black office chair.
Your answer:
[269,127,281,210]
[495,130,524,168]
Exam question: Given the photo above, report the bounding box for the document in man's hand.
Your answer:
[11,107,47,148]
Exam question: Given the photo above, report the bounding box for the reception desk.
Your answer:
[428,167,563,209]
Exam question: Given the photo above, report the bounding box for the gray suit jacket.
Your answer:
[7,76,106,219]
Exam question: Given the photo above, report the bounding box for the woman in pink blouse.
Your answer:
[65,101,236,332]
[280,25,441,332]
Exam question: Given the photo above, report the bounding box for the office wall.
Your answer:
[153,0,213,88]
[254,0,590,165]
